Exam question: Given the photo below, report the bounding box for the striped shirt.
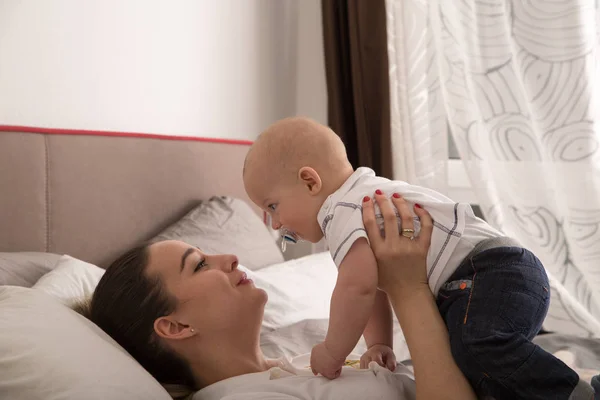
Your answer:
[317,168,503,295]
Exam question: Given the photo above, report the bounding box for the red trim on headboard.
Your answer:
[0,125,253,146]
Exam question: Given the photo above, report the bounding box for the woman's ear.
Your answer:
[154,316,196,341]
[298,167,322,195]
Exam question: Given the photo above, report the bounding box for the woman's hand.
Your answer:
[361,191,433,297]
[361,190,477,400]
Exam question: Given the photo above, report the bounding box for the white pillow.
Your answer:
[32,255,105,303]
[0,286,171,400]
[248,252,409,361]
[247,251,338,331]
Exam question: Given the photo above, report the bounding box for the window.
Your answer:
[447,130,485,220]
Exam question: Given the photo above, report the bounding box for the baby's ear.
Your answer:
[298,166,322,195]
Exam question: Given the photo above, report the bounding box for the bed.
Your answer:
[0,127,598,399]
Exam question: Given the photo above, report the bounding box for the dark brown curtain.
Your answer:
[322,0,392,178]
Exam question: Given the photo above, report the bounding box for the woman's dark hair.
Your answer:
[81,243,196,395]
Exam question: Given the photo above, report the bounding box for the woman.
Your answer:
[85,192,476,400]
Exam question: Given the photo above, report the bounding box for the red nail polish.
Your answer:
[393,193,401,198]
[415,204,422,208]
[375,189,383,195]
[363,196,370,202]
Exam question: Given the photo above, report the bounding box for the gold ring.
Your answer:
[401,229,414,238]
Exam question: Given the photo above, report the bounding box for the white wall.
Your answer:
[295,0,328,126]
[0,0,327,140]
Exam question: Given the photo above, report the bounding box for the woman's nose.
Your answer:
[211,254,238,272]
[223,254,238,271]
[229,255,239,271]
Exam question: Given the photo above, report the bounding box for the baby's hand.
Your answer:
[310,342,344,380]
[360,344,397,371]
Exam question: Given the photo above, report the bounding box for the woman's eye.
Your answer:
[268,204,277,211]
[194,259,206,272]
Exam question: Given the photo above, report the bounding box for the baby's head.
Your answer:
[243,117,353,243]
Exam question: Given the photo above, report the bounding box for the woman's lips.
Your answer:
[237,272,253,286]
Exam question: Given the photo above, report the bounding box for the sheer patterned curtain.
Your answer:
[387,0,600,337]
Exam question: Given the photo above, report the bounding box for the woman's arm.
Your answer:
[362,192,476,400]
[390,286,475,400]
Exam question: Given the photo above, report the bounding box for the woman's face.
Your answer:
[146,240,268,339]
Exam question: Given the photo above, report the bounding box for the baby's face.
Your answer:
[245,175,324,243]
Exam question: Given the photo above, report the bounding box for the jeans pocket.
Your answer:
[499,290,547,338]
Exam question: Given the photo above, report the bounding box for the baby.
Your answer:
[243,117,594,399]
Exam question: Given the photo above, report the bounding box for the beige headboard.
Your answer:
[0,127,256,268]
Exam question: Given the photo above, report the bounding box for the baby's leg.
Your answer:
[437,246,593,400]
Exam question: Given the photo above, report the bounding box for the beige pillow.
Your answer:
[0,252,61,287]
[152,196,283,270]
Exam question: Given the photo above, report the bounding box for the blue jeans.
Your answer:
[437,245,581,399]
